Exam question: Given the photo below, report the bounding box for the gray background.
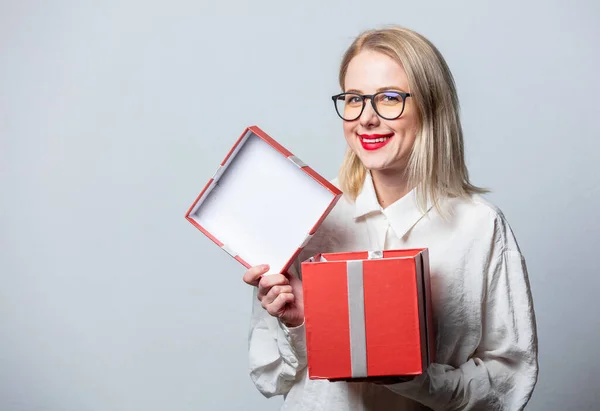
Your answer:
[1,0,598,410]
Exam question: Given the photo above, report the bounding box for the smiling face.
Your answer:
[342,50,420,174]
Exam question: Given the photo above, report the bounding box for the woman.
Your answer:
[243,26,538,411]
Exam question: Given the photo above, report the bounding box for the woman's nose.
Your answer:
[359,98,380,128]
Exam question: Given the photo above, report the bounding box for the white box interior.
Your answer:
[189,131,337,274]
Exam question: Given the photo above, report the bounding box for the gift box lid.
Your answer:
[185,126,342,275]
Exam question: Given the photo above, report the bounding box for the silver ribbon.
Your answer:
[346,251,384,377]
[287,155,307,168]
[368,250,383,259]
[347,260,367,377]
[221,244,237,257]
[211,165,224,181]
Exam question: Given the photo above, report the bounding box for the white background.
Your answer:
[1,1,599,410]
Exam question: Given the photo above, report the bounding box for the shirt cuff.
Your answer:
[278,319,307,354]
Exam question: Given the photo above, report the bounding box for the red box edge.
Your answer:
[221,127,252,166]
[302,166,343,198]
[248,125,294,158]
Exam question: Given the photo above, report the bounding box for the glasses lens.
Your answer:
[374,91,405,119]
[335,94,363,120]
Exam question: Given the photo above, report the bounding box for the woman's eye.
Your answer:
[382,93,401,102]
[347,96,362,104]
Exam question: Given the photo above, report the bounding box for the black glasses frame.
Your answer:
[331,91,412,121]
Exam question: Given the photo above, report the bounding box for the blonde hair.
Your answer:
[338,26,487,213]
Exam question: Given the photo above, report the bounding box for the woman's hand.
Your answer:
[243,265,305,328]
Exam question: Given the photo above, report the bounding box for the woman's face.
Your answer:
[342,50,420,174]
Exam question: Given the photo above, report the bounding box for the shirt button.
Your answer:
[289,357,298,365]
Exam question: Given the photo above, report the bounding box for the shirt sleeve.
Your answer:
[247,262,308,398]
[385,250,539,410]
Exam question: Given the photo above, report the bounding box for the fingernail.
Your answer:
[263,264,270,271]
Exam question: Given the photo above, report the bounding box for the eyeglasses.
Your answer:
[331,91,412,121]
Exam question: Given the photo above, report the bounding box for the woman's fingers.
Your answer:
[260,285,293,307]
[265,292,295,317]
[257,274,289,300]
[242,264,270,286]
[243,266,300,323]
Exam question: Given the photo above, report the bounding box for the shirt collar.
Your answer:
[353,171,383,218]
[353,171,434,239]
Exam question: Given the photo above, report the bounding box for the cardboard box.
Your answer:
[185,126,342,275]
[301,249,435,380]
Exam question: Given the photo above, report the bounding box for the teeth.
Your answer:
[362,137,390,143]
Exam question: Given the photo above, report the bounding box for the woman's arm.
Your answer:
[246,263,308,398]
[385,249,539,410]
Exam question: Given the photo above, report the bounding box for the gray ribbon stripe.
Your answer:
[347,260,367,378]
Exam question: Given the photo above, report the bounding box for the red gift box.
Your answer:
[301,249,435,380]
[185,126,342,275]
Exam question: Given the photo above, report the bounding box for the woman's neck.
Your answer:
[370,168,412,209]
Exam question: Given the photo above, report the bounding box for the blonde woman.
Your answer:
[243,26,538,411]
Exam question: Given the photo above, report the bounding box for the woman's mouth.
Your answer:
[359,133,394,150]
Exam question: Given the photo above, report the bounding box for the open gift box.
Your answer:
[301,249,435,380]
[185,126,342,275]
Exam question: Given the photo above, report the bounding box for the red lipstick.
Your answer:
[358,133,394,151]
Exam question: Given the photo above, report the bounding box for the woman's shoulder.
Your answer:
[448,193,505,220]
[443,193,521,253]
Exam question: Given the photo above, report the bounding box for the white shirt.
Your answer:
[248,172,538,411]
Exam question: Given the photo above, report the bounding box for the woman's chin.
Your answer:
[359,159,393,172]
